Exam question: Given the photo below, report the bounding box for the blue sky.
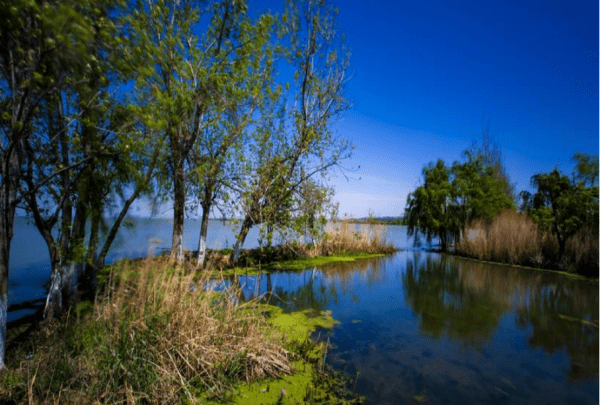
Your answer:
[139,0,598,220]
[300,0,599,217]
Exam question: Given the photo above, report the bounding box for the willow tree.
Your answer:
[406,160,455,250]
[406,155,513,251]
[231,0,352,262]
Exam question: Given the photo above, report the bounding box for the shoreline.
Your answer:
[1,256,367,404]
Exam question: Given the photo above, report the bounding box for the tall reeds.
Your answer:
[312,220,396,256]
[456,210,598,275]
[1,259,294,404]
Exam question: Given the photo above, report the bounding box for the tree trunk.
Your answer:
[44,261,66,320]
[69,202,87,305]
[171,157,185,262]
[196,200,211,268]
[232,216,253,263]
[439,229,448,251]
[0,199,14,369]
[0,139,21,368]
[84,204,101,295]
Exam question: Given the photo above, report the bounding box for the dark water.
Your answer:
[234,251,598,405]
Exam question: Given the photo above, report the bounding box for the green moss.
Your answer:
[200,360,313,405]
[261,305,338,343]
[197,305,362,404]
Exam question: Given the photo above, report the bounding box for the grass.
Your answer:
[201,220,396,276]
[0,258,363,404]
[456,210,598,276]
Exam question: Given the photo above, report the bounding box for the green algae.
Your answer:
[268,252,386,271]
[200,359,313,405]
[208,252,387,277]
[198,304,364,404]
[262,305,338,343]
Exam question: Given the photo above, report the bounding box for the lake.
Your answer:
[8,217,599,404]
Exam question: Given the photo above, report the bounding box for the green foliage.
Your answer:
[528,168,599,259]
[572,153,599,187]
[406,154,513,250]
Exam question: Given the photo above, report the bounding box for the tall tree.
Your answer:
[466,131,514,201]
[190,4,277,267]
[17,0,160,319]
[231,0,352,262]
[406,154,513,251]
[406,160,455,250]
[131,0,258,262]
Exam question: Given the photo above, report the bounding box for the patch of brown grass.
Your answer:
[563,226,599,276]
[310,220,396,256]
[456,210,552,267]
[456,210,598,276]
[1,259,293,404]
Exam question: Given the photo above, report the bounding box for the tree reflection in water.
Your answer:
[403,252,598,381]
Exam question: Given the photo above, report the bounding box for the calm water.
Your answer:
[9,219,599,404]
[8,216,264,322]
[234,253,598,404]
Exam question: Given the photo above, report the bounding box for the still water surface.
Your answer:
[9,218,599,404]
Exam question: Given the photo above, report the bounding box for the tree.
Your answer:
[406,160,455,250]
[13,0,163,320]
[465,131,514,201]
[572,153,599,187]
[293,179,337,245]
[405,154,513,251]
[0,0,105,367]
[230,0,352,262]
[190,4,277,268]
[451,154,513,227]
[128,0,215,262]
[529,169,598,259]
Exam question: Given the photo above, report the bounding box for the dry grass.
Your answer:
[456,210,553,268]
[211,220,396,269]
[563,226,599,276]
[456,210,598,275]
[1,259,294,404]
[308,220,396,257]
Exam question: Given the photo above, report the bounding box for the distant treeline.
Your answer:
[348,217,407,225]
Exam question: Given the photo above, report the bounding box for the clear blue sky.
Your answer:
[289,0,599,218]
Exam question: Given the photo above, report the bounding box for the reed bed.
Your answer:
[0,259,294,404]
[456,210,598,275]
[310,220,396,256]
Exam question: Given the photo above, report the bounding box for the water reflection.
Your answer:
[403,253,510,348]
[403,253,598,382]
[220,252,597,404]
